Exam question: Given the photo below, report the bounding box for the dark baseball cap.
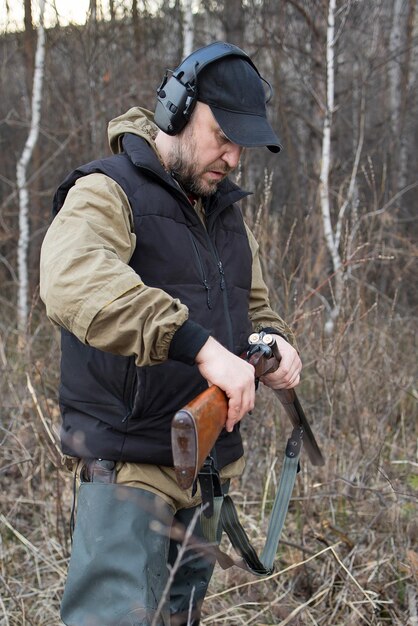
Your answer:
[197,56,282,153]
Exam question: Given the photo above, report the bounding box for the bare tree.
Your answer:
[132,0,142,61]
[182,0,194,57]
[23,0,35,95]
[388,0,417,200]
[318,0,342,333]
[201,0,244,47]
[222,0,244,47]
[89,0,98,23]
[16,0,46,340]
[109,0,116,23]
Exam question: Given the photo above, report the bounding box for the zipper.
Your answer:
[218,260,225,290]
[137,162,235,346]
[189,227,234,350]
[189,233,212,309]
[205,235,234,350]
[121,356,136,422]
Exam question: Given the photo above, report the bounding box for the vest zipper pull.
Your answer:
[203,279,212,309]
[218,261,225,290]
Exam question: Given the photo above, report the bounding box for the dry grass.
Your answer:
[1,200,417,625]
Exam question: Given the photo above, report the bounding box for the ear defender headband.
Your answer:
[154,41,272,136]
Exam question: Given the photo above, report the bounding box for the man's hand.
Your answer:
[195,337,255,432]
[260,334,302,390]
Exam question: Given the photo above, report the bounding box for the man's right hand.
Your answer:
[195,337,255,432]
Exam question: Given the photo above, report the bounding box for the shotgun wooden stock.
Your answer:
[171,386,228,490]
[171,335,324,489]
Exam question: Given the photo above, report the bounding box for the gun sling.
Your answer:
[196,425,303,576]
[172,333,324,575]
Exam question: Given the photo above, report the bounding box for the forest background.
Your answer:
[0,1,417,624]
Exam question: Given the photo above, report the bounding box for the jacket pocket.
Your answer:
[188,231,212,309]
[127,367,146,422]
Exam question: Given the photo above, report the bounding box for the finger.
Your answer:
[281,367,300,386]
[226,403,242,432]
[226,386,242,420]
[238,382,255,419]
[225,419,237,433]
[260,366,301,389]
[225,384,255,431]
[282,372,301,389]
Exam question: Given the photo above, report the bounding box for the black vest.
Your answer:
[54,134,253,468]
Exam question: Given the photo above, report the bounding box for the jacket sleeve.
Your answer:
[245,224,298,350]
[40,174,209,366]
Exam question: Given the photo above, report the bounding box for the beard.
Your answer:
[166,124,231,197]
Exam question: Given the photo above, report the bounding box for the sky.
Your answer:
[1,0,96,32]
[0,0,175,32]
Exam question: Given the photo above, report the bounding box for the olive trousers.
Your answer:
[59,459,245,626]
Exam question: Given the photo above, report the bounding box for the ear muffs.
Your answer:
[154,41,258,135]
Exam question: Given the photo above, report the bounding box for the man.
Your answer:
[40,42,302,626]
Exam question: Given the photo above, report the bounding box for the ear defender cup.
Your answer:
[154,72,197,135]
[154,41,259,136]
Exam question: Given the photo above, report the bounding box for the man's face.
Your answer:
[167,102,243,196]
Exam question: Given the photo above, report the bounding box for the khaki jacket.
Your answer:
[40,107,296,366]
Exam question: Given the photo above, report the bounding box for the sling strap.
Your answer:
[198,425,303,576]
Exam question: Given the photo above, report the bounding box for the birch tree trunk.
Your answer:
[388,0,404,141]
[182,0,194,57]
[319,0,342,334]
[23,0,35,96]
[389,0,416,199]
[16,0,46,340]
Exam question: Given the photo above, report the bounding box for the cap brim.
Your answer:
[210,105,282,153]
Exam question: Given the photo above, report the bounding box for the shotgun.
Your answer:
[171,332,325,489]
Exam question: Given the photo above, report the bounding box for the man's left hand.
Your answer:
[260,334,302,390]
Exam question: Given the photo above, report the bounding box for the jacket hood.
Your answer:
[107,107,251,214]
[108,107,159,156]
